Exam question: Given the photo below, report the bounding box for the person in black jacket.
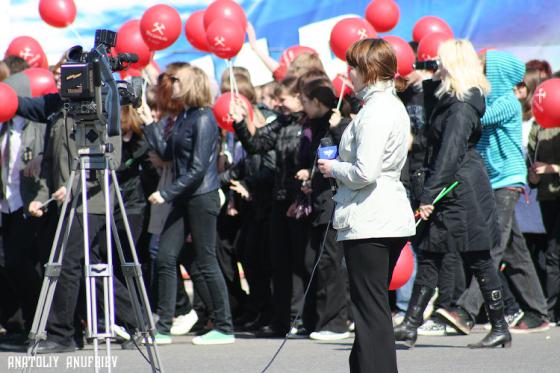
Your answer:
[230,77,309,337]
[296,78,350,340]
[394,39,511,349]
[139,65,234,345]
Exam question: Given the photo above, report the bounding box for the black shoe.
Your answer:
[0,335,29,352]
[254,325,287,338]
[435,307,474,335]
[394,285,435,347]
[32,339,77,354]
[468,289,512,349]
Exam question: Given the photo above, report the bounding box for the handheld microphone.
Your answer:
[318,137,338,194]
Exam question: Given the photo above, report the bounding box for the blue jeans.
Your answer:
[396,245,417,313]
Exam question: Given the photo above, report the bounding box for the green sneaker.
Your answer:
[144,332,172,345]
[192,330,235,345]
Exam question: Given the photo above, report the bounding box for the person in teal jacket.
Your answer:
[441,50,550,334]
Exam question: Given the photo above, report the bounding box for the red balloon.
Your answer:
[412,16,453,42]
[330,17,377,61]
[383,35,415,77]
[38,0,77,28]
[23,68,57,96]
[389,242,414,290]
[185,10,211,52]
[213,92,254,132]
[5,36,48,69]
[140,4,182,51]
[204,0,247,31]
[332,74,353,98]
[115,20,153,69]
[532,78,560,129]
[365,0,400,33]
[417,32,452,62]
[206,19,245,59]
[0,83,18,122]
[279,46,317,67]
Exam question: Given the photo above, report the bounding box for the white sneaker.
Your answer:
[113,324,130,341]
[171,310,198,336]
[423,288,439,320]
[392,312,405,326]
[309,331,351,341]
[417,319,446,336]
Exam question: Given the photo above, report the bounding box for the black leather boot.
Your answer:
[468,289,512,348]
[394,285,435,347]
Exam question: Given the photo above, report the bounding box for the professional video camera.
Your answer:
[59,29,142,139]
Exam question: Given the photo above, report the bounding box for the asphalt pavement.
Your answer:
[1,325,559,373]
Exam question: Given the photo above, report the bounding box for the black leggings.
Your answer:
[415,250,501,297]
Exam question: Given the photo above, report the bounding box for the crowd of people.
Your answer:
[0,30,559,372]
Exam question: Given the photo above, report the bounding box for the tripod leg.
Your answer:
[27,171,81,361]
[111,170,164,373]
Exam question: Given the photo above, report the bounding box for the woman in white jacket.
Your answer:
[318,39,415,373]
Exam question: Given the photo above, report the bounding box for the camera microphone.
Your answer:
[318,137,338,194]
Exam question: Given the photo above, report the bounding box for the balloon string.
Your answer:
[68,25,86,47]
[532,128,541,165]
[228,59,239,96]
[336,79,346,111]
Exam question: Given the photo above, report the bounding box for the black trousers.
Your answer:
[306,225,347,333]
[344,237,407,373]
[1,209,43,331]
[47,214,137,344]
[269,200,309,332]
[540,200,560,316]
[155,191,232,334]
[415,250,501,299]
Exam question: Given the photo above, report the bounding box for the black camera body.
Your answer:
[413,60,440,71]
[59,29,141,139]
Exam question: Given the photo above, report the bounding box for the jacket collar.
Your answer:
[357,80,395,102]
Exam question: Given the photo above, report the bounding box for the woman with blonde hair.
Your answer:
[394,39,511,349]
[139,65,234,345]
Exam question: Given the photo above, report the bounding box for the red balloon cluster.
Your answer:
[389,242,414,290]
[417,32,453,62]
[532,78,560,129]
[5,36,48,69]
[365,0,400,33]
[412,16,453,42]
[23,68,58,96]
[38,0,77,28]
[213,92,254,132]
[383,35,415,77]
[330,17,377,61]
[140,4,182,51]
[115,20,153,69]
[0,83,18,123]
[184,0,247,59]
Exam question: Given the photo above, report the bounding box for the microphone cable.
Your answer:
[260,206,335,373]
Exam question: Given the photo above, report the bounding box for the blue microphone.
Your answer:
[318,137,338,160]
[318,137,338,193]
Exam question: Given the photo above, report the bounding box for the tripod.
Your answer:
[26,137,164,373]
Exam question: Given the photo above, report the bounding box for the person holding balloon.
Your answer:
[316,38,415,373]
[527,83,560,326]
[140,64,235,346]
